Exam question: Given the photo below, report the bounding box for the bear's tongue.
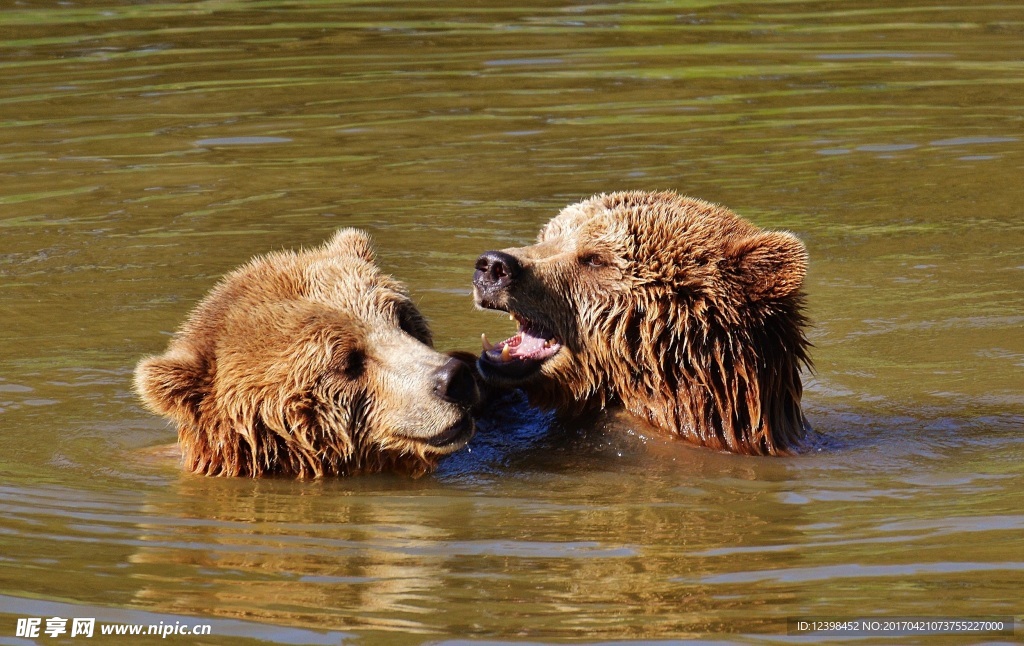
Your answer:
[481,319,560,363]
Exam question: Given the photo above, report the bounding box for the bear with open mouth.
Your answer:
[473,191,812,456]
[135,228,480,478]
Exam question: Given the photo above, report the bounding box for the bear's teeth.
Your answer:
[500,345,511,362]
[481,333,495,351]
[509,313,515,322]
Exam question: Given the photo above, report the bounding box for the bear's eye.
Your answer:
[400,315,418,336]
[341,349,366,380]
[579,253,608,268]
[396,304,431,344]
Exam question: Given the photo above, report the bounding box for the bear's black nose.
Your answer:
[433,357,479,408]
[474,250,522,293]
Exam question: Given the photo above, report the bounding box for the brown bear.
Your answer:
[135,228,479,478]
[472,191,812,456]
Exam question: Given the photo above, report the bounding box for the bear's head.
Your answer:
[135,228,479,477]
[473,191,811,455]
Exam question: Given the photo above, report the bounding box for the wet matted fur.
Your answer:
[473,191,812,456]
[136,229,478,477]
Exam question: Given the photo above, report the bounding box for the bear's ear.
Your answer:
[325,228,375,263]
[134,349,207,424]
[733,230,808,301]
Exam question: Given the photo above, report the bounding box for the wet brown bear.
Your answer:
[473,191,812,456]
[135,228,479,478]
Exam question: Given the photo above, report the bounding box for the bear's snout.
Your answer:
[432,356,480,408]
[474,250,522,298]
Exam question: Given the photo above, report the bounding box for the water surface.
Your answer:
[1,1,1022,644]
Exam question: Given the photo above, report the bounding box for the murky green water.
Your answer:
[1,1,1022,644]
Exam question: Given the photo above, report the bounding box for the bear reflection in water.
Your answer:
[127,438,805,638]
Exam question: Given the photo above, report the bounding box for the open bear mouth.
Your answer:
[478,311,562,381]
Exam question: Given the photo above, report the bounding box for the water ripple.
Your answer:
[697,561,1024,585]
